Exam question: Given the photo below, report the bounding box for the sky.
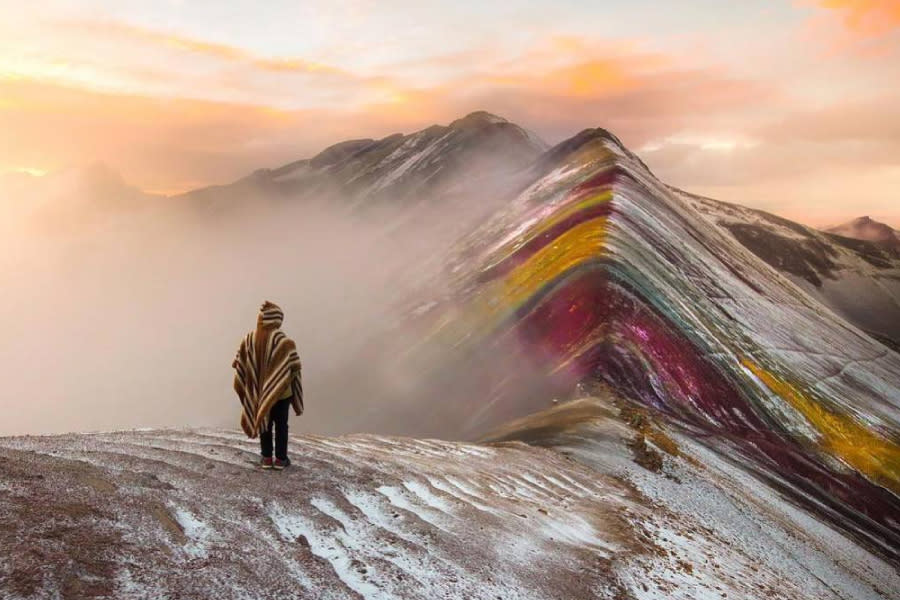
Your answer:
[1,0,899,226]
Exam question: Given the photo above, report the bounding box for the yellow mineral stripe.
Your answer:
[742,357,900,495]
[478,216,608,322]
[479,190,612,276]
[426,216,608,348]
[527,189,612,240]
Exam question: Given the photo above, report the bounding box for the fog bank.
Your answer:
[0,172,470,437]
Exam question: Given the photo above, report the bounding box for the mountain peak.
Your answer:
[536,127,652,175]
[309,138,376,169]
[826,215,899,245]
[449,111,510,129]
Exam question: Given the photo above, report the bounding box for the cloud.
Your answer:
[639,91,900,190]
[686,164,900,228]
[1,33,775,193]
[638,99,900,228]
[0,78,332,192]
[57,20,349,77]
[798,0,900,58]
[813,0,900,36]
[349,38,775,151]
[642,136,900,186]
[759,94,900,143]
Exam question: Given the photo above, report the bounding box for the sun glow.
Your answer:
[6,166,47,177]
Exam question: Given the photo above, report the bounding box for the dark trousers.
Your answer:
[260,397,291,460]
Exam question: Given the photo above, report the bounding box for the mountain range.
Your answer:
[2,112,898,599]
[176,111,546,227]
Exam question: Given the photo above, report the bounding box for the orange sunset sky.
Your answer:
[1,0,899,226]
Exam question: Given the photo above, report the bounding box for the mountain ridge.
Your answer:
[176,111,548,213]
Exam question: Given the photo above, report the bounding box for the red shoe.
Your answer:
[260,456,273,470]
[273,457,291,471]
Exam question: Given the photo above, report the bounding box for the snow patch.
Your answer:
[171,506,212,558]
[269,501,389,600]
[376,484,446,528]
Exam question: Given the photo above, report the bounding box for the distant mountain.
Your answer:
[826,216,900,249]
[179,111,547,214]
[1,163,162,233]
[677,193,900,350]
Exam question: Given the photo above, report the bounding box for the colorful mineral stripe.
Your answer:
[416,141,900,560]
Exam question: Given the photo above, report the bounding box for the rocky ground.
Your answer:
[2,396,897,600]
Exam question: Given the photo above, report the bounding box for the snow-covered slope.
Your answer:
[2,395,897,599]
[678,192,900,348]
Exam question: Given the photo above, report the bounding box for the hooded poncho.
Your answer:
[232,301,304,438]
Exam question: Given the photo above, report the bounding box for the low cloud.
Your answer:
[0,78,345,193]
[0,171,479,436]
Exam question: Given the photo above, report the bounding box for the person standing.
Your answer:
[232,301,303,470]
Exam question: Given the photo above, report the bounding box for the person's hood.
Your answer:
[257,301,284,330]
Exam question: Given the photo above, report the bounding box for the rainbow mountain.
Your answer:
[360,119,900,563]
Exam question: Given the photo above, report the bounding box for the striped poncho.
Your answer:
[232,302,304,438]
